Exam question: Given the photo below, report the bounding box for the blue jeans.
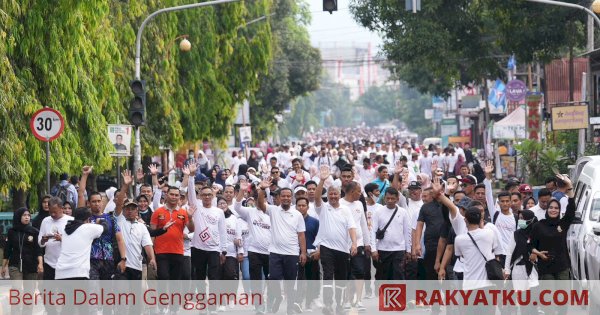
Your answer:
[241,256,251,293]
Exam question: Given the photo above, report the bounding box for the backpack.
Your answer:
[52,183,72,204]
[493,211,518,229]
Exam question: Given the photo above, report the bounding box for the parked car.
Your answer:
[567,156,600,289]
[584,218,600,312]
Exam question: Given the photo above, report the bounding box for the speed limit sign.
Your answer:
[30,108,64,142]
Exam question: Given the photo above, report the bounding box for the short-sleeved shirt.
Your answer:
[417,202,447,249]
[90,213,121,261]
[117,214,153,271]
[266,205,306,256]
[151,206,189,255]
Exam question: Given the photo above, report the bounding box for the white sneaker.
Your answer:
[355,302,366,312]
[343,302,352,310]
[217,306,226,312]
[364,291,374,299]
[312,299,324,309]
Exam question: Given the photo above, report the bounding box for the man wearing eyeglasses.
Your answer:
[270,166,290,189]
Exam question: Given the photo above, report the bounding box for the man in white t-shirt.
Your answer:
[530,188,553,221]
[490,191,517,268]
[257,179,307,315]
[370,187,411,280]
[454,207,499,290]
[314,165,357,315]
[39,197,74,280]
[287,158,311,189]
[340,181,370,311]
[55,207,106,280]
[234,179,272,314]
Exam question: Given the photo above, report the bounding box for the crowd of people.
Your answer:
[2,127,578,315]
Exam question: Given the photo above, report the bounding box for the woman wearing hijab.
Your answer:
[32,195,52,230]
[417,173,431,189]
[504,210,539,289]
[522,196,536,211]
[62,201,74,216]
[103,187,117,213]
[2,208,43,280]
[530,174,575,281]
[247,150,260,170]
[197,150,211,174]
[215,169,228,188]
[2,208,42,315]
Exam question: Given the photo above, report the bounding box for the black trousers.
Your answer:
[377,250,405,280]
[296,258,321,306]
[248,251,269,307]
[155,254,183,311]
[191,248,221,281]
[423,246,439,281]
[221,256,240,303]
[156,253,184,280]
[321,246,349,307]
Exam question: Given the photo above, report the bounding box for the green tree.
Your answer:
[0,0,274,207]
[251,0,322,140]
[350,0,586,95]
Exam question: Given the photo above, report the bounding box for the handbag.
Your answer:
[467,232,504,280]
[375,206,398,240]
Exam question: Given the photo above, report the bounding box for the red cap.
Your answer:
[518,184,532,193]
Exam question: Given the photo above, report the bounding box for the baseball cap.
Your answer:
[195,173,209,182]
[408,181,422,190]
[294,186,308,194]
[123,199,138,208]
[456,196,473,210]
[461,175,478,185]
[247,167,257,173]
[518,184,533,193]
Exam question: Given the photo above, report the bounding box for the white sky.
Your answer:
[306,0,383,51]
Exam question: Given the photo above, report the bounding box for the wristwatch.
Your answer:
[221,251,227,256]
[120,257,127,262]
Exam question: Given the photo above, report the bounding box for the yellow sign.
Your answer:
[448,136,471,145]
[551,106,589,130]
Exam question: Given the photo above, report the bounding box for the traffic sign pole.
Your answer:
[30,107,65,194]
[46,138,50,194]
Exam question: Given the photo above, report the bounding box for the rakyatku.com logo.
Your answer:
[379,284,406,311]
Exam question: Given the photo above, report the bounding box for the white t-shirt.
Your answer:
[454,228,498,290]
[234,202,272,254]
[302,151,314,170]
[117,214,153,271]
[38,215,73,269]
[530,204,547,222]
[370,205,411,252]
[339,199,370,247]
[493,211,517,256]
[315,203,357,253]
[224,215,238,258]
[306,202,319,220]
[55,223,104,279]
[445,154,458,173]
[366,203,386,232]
[190,204,227,253]
[419,156,433,176]
[235,218,250,256]
[266,205,306,255]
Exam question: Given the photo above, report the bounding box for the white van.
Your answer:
[567,156,600,290]
[422,137,441,148]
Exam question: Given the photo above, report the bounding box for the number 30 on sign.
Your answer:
[29,108,64,142]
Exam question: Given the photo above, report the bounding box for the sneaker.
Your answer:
[304,304,313,313]
[292,303,303,314]
[342,302,351,310]
[355,302,366,312]
[364,291,374,299]
[217,306,227,312]
[312,299,325,309]
[322,306,333,315]
[270,296,283,314]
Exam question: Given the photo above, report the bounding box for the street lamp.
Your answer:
[593,0,600,14]
[132,0,242,175]
[166,35,191,60]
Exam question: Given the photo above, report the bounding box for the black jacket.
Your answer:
[5,226,42,273]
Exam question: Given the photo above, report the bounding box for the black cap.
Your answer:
[408,181,422,190]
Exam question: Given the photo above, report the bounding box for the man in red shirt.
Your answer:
[151,186,195,280]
